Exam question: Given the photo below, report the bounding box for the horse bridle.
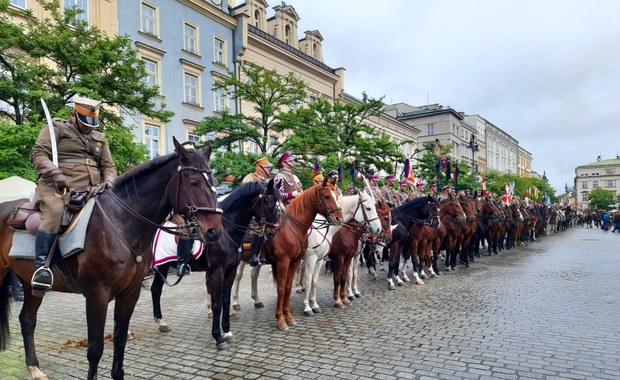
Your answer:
[350,193,379,234]
[316,186,342,225]
[249,185,281,235]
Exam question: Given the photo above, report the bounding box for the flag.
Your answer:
[350,163,356,187]
[533,186,539,200]
[338,162,343,184]
[445,159,451,181]
[435,159,441,182]
[404,158,415,183]
[511,181,516,197]
[481,176,488,196]
[433,138,442,157]
[313,160,319,174]
[453,161,460,186]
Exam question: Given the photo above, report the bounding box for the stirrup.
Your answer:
[177,264,190,277]
[31,267,53,291]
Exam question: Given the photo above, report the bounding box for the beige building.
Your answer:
[574,157,620,209]
[517,146,532,178]
[232,0,344,154]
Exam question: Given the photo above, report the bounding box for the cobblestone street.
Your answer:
[1,226,619,379]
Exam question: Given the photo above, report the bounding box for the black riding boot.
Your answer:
[31,230,57,294]
[249,235,266,267]
[177,237,193,276]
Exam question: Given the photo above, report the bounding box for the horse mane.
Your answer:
[219,181,263,210]
[396,196,430,215]
[287,183,324,217]
[115,153,177,188]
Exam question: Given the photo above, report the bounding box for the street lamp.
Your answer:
[468,134,479,195]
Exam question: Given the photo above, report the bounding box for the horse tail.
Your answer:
[0,273,11,351]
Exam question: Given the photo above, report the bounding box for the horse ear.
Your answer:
[321,176,329,187]
[203,144,213,161]
[173,137,189,158]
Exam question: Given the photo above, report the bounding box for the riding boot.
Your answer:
[31,230,57,294]
[176,237,193,276]
[249,235,265,267]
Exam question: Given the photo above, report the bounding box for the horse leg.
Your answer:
[231,262,245,311]
[283,260,301,327]
[150,264,171,332]
[399,255,411,282]
[386,243,400,290]
[274,260,289,331]
[109,286,142,380]
[207,269,229,350]
[332,257,344,308]
[302,255,316,316]
[295,259,305,293]
[351,254,362,298]
[310,259,323,314]
[250,265,263,308]
[17,285,48,380]
[221,267,237,344]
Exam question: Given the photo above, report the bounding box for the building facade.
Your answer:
[118,0,237,158]
[574,157,620,209]
[484,120,518,175]
[517,146,532,178]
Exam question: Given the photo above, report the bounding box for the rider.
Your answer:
[439,185,451,202]
[398,179,411,202]
[326,170,342,197]
[30,96,116,294]
[381,175,401,207]
[274,152,303,205]
[367,174,383,204]
[428,183,438,198]
[242,156,273,266]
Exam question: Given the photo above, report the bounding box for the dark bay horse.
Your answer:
[263,180,343,331]
[149,180,280,349]
[0,139,224,380]
[386,196,440,290]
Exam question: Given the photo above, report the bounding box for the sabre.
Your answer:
[40,98,58,167]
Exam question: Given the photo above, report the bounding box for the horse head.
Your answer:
[355,190,382,236]
[316,178,343,225]
[483,196,503,220]
[440,194,466,223]
[167,138,224,242]
[425,195,441,228]
[375,200,393,243]
[459,196,477,222]
[251,179,281,240]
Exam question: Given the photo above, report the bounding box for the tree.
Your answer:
[0,0,171,178]
[209,62,307,155]
[588,188,615,211]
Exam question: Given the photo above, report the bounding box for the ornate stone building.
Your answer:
[574,157,620,209]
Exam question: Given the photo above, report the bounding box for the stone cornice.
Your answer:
[176,0,237,28]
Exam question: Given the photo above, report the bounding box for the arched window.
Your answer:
[285,24,291,44]
[254,10,260,28]
[312,43,318,58]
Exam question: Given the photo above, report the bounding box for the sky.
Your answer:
[267,0,620,193]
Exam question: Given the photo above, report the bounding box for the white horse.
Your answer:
[300,190,381,315]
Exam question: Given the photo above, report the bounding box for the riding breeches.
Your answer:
[34,183,68,233]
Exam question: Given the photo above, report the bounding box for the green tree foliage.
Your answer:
[483,171,556,202]
[587,188,615,211]
[209,62,307,155]
[0,0,171,179]
[0,121,39,180]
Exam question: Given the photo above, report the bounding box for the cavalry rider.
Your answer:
[398,179,411,202]
[414,181,426,198]
[381,175,402,207]
[242,156,274,266]
[30,96,116,294]
[367,174,383,204]
[326,170,342,197]
[275,152,303,205]
[428,183,438,198]
[439,185,452,202]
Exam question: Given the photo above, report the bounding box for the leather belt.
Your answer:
[60,158,99,168]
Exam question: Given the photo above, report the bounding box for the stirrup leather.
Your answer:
[31,267,54,290]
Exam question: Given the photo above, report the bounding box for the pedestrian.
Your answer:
[30,96,116,294]
[275,152,303,205]
[242,156,274,266]
[613,212,620,233]
[602,211,610,231]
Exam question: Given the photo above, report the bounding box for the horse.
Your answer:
[439,194,468,271]
[0,139,224,380]
[148,180,280,349]
[363,200,393,281]
[263,180,343,330]
[386,196,440,290]
[300,190,381,315]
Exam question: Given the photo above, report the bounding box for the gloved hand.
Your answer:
[50,171,67,191]
[291,190,301,198]
[103,180,114,190]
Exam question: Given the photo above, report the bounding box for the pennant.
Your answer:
[350,163,356,188]
[445,159,451,181]
[338,162,343,184]
[453,161,460,186]
[435,159,441,182]
[481,176,488,196]
[313,160,319,175]
[404,158,415,183]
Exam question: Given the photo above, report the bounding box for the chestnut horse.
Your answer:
[148,180,280,349]
[0,139,224,380]
[263,180,343,330]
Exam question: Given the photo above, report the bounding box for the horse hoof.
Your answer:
[159,325,171,332]
[127,330,135,341]
[445,267,452,272]
[232,304,241,311]
[207,311,214,319]
[28,366,48,380]
[216,341,229,350]
[303,310,314,316]
[296,288,304,294]
[416,279,425,285]
[354,293,362,298]
[254,302,264,309]
[277,322,289,331]
[334,302,345,308]
[286,318,297,326]
[388,284,396,290]
[312,306,322,313]
[223,332,236,343]
[229,312,239,320]
[347,295,355,300]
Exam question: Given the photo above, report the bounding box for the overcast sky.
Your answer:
[270,0,620,193]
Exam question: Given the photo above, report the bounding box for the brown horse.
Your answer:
[0,139,224,380]
[263,180,343,330]
[363,200,393,281]
[440,194,467,271]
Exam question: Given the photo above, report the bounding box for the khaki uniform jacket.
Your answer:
[381,186,402,207]
[242,172,269,184]
[31,119,116,188]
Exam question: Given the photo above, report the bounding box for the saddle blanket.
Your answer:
[8,198,96,260]
[152,221,204,267]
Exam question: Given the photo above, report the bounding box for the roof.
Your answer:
[577,158,620,168]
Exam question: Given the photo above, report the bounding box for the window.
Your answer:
[309,95,317,104]
[214,87,228,112]
[581,193,588,202]
[183,22,198,54]
[141,2,158,36]
[143,59,158,88]
[188,133,200,146]
[145,124,160,159]
[285,25,291,44]
[593,180,599,188]
[426,123,435,135]
[607,180,614,187]
[214,37,225,65]
[254,10,260,28]
[65,0,88,24]
[581,181,588,189]
[312,43,318,58]
[10,0,26,9]
[184,73,199,105]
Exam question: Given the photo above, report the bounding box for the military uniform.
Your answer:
[31,120,115,232]
[243,156,273,266]
[275,169,302,204]
[381,184,402,207]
